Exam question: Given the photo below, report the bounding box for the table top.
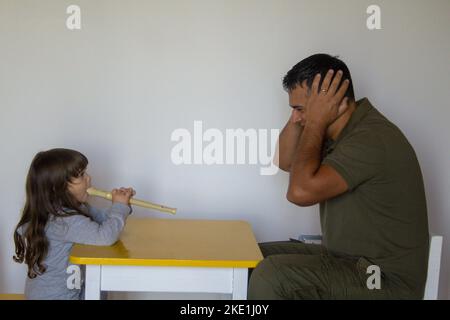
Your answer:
[69,218,263,268]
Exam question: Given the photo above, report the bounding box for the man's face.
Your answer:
[288,81,309,127]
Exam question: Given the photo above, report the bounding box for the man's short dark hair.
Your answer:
[282,53,355,100]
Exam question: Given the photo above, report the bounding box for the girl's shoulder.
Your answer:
[46,209,92,235]
[49,206,88,220]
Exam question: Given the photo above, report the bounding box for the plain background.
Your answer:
[1,0,449,299]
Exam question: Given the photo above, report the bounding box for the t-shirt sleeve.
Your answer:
[86,205,109,223]
[322,131,385,191]
[46,203,131,246]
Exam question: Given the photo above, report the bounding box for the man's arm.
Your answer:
[275,110,303,172]
[287,70,350,206]
[287,123,348,206]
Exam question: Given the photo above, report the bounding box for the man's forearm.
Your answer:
[289,121,326,187]
[277,121,303,171]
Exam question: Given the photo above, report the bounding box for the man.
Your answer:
[248,54,429,299]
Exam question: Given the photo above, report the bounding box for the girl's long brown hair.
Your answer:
[13,148,90,278]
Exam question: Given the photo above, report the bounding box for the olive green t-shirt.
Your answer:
[321,98,429,295]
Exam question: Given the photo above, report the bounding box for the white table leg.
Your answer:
[85,265,101,300]
[232,268,248,300]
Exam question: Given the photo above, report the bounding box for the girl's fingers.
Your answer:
[114,187,135,197]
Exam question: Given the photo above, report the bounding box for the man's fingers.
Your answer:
[328,70,344,95]
[337,97,350,116]
[334,79,350,103]
[320,69,335,94]
[311,73,321,95]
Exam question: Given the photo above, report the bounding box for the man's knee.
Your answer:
[248,257,284,300]
[258,242,280,258]
[248,254,331,300]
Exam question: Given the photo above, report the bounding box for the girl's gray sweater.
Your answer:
[22,203,131,300]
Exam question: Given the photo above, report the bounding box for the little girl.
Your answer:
[13,148,135,300]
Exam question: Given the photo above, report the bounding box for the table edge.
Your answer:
[69,256,262,268]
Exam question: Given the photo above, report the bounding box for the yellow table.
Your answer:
[70,218,263,300]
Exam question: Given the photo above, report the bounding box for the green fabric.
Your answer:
[248,241,419,299]
[320,98,429,297]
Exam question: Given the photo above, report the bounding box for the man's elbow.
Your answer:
[286,187,318,207]
[276,158,291,172]
[278,163,290,172]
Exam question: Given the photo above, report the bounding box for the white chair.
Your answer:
[298,234,443,300]
[423,235,443,300]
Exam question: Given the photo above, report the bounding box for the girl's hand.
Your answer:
[111,187,136,205]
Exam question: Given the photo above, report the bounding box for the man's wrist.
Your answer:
[304,120,327,133]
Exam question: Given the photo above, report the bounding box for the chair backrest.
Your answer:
[423,235,443,300]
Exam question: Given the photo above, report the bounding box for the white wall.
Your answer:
[1,0,449,299]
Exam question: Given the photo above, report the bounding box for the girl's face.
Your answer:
[67,168,91,203]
